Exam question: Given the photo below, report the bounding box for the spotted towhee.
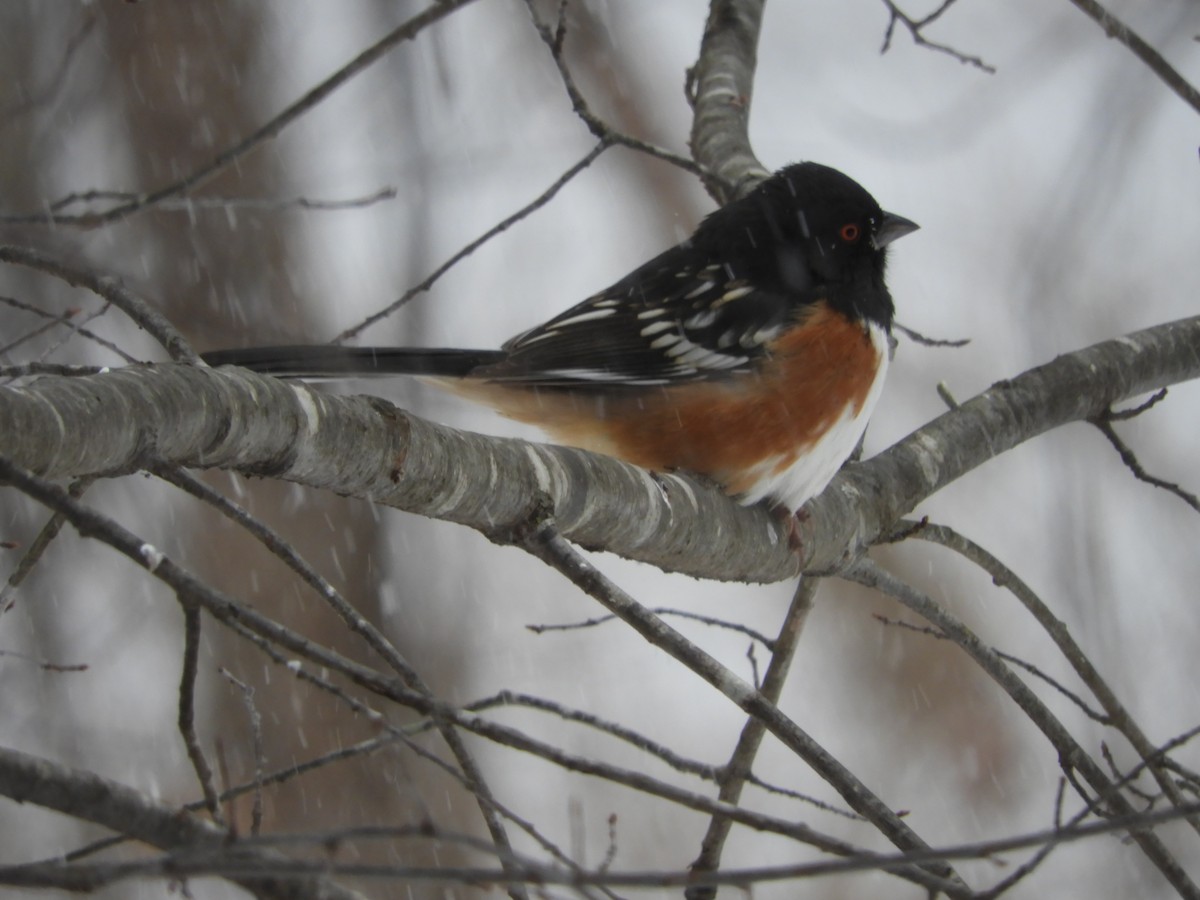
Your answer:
[203,162,917,512]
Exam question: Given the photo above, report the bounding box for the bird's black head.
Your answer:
[695,162,917,328]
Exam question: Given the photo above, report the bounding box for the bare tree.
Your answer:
[1,1,1198,898]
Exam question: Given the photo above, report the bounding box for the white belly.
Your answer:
[738,322,890,511]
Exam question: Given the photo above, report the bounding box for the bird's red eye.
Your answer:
[839,223,861,243]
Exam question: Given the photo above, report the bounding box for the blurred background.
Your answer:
[1,1,1198,897]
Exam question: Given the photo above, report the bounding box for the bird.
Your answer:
[203,162,917,512]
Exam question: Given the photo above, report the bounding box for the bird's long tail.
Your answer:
[201,346,506,379]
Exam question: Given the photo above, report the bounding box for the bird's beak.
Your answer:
[873,211,920,249]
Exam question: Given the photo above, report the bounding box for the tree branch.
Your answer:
[510,517,964,892]
[686,576,821,899]
[0,458,928,871]
[879,0,996,73]
[1,317,1197,582]
[910,522,1200,837]
[332,142,610,343]
[1090,416,1200,512]
[150,465,531,900]
[795,314,1200,573]
[0,245,197,363]
[0,361,802,581]
[843,558,1200,898]
[521,0,703,176]
[0,744,366,900]
[687,0,771,202]
[0,0,481,227]
[1065,0,1200,115]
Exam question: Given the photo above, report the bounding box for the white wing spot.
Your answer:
[671,345,746,369]
[640,320,675,337]
[716,285,754,305]
[716,330,740,349]
[707,353,748,370]
[683,281,715,300]
[637,308,668,320]
[542,368,623,382]
[663,338,692,357]
[684,309,718,329]
[552,308,617,327]
[517,329,561,345]
[541,368,676,385]
[649,333,679,350]
[663,335,749,371]
[742,325,782,347]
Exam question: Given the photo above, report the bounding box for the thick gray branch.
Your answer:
[1,316,1197,582]
[797,315,1200,572]
[688,0,771,201]
[0,362,800,581]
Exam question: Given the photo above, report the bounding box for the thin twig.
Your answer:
[1091,417,1199,513]
[0,649,88,673]
[1105,388,1168,421]
[0,478,94,613]
[1065,0,1200,115]
[150,464,530,900]
[0,10,96,121]
[903,521,1200,833]
[333,141,610,342]
[466,689,720,780]
[4,1,480,228]
[8,801,1200,893]
[0,295,134,363]
[33,186,400,218]
[18,306,116,364]
[223,615,813,900]
[1101,742,1157,804]
[178,603,223,823]
[936,382,959,409]
[0,306,85,358]
[522,0,703,175]
[459,687,862,820]
[527,606,776,651]
[975,783,1098,899]
[219,669,266,836]
[879,0,996,72]
[0,247,195,362]
[893,321,971,348]
[687,577,822,900]
[872,613,1108,722]
[843,557,1199,897]
[508,513,964,893]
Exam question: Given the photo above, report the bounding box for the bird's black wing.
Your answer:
[475,244,804,390]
